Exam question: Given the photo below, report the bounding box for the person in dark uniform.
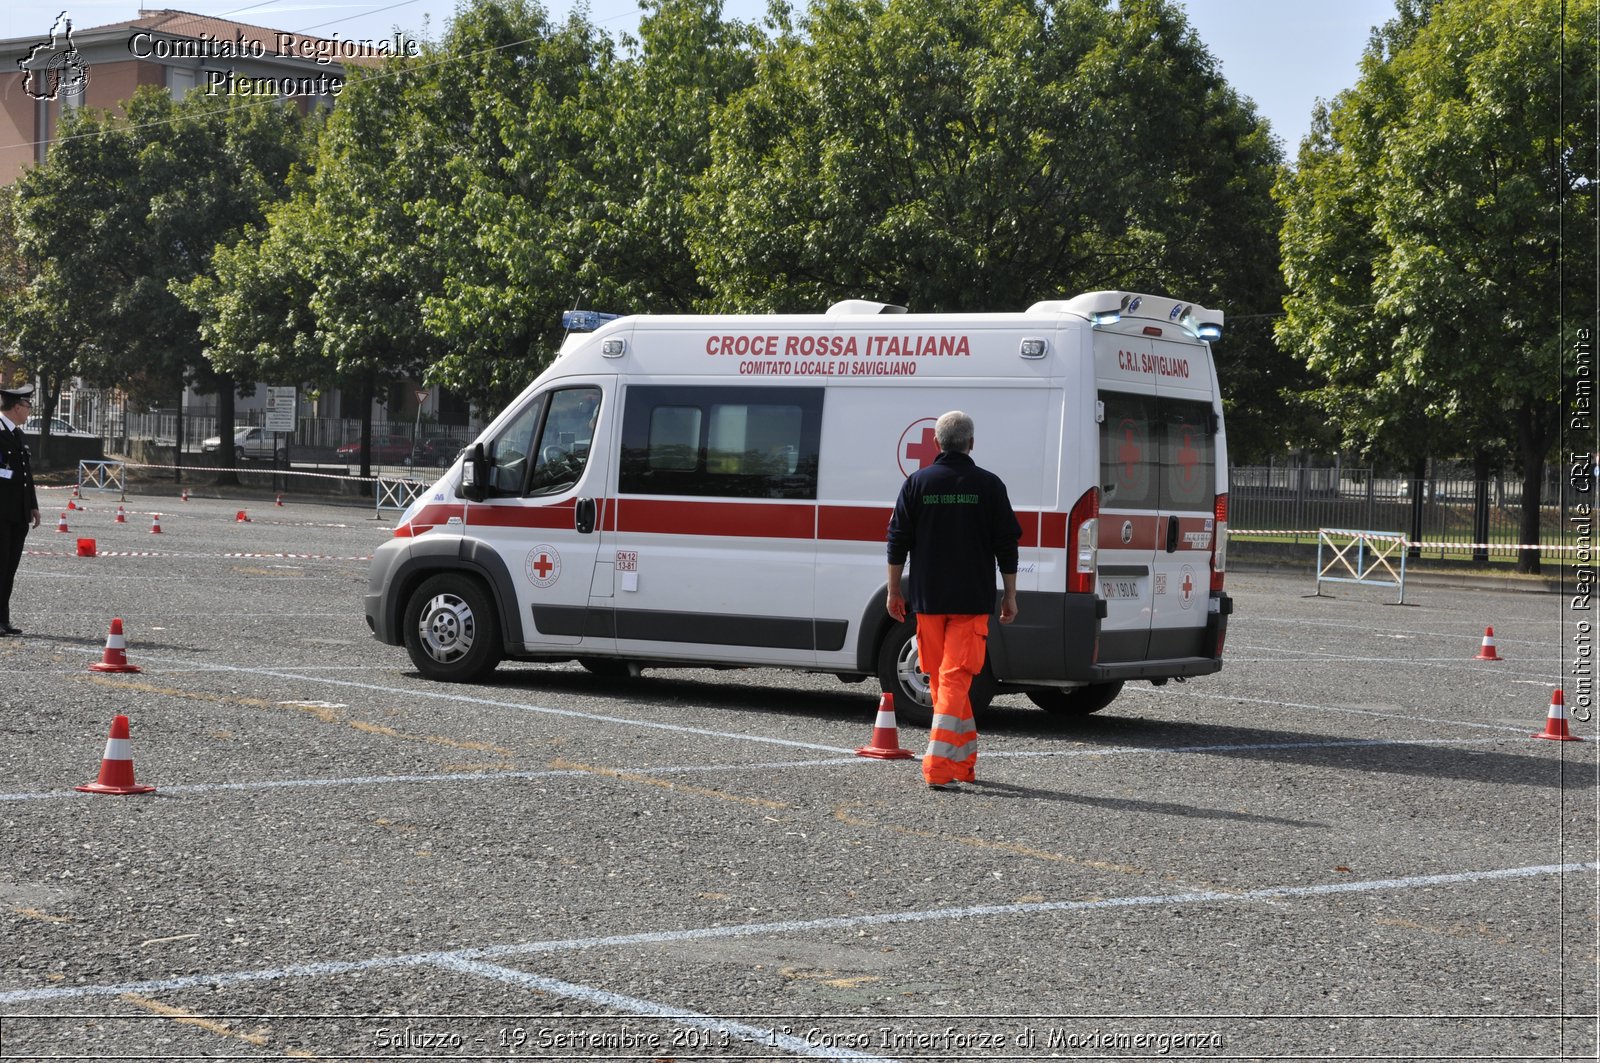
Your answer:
[0,383,41,636]
[885,410,1021,791]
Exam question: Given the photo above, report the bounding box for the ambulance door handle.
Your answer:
[1165,515,1179,553]
[575,497,597,535]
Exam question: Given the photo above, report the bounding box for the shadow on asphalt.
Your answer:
[443,665,1593,792]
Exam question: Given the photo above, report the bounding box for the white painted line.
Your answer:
[0,757,868,803]
[2,860,1591,1005]
[0,738,1511,804]
[984,736,1507,759]
[69,651,864,757]
[1154,688,1549,736]
[430,956,904,1063]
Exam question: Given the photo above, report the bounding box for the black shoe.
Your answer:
[927,781,962,792]
[1,624,21,636]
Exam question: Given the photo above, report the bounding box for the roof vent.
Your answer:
[826,299,909,316]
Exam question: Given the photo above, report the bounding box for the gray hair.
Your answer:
[935,411,974,453]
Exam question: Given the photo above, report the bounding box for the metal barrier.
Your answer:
[1315,528,1409,603]
[375,478,428,516]
[77,460,127,500]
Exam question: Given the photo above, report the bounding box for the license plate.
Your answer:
[1100,579,1141,599]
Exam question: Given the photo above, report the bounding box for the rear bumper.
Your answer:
[990,590,1231,685]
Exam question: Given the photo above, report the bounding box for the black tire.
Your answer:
[403,574,503,681]
[578,657,631,678]
[874,618,995,728]
[1026,681,1125,717]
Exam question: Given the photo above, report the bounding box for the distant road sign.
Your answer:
[265,387,296,433]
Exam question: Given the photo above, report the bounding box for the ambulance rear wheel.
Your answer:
[875,620,995,729]
[404,574,503,682]
[1027,681,1124,716]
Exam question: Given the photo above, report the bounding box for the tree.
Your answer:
[572,0,765,312]
[410,0,613,413]
[688,0,1292,454]
[1276,0,1596,572]
[12,88,309,479]
[7,107,143,463]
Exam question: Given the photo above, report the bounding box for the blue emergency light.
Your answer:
[562,310,622,332]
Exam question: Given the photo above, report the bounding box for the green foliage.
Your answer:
[1278,0,1594,451]
[1274,0,1594,567]
[11,88,308,411]
[689,0,1291,455]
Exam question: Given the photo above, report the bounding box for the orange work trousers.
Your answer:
[916,613,989,785]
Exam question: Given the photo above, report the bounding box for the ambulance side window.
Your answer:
[1098,392,1158,510]
[1159,400,1215,511]
[527,387,601,496]
[620,386,822,499]
[482,386,602,497]
[484,399,543,497]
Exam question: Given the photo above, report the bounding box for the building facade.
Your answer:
[0,8,405,184]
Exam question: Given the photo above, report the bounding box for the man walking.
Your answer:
[886,411,1021,791]
[0,383,40,636]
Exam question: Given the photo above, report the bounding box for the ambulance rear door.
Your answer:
[1144,335,1219,659]
[1092,333,1218,663]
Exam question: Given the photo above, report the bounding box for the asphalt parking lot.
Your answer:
[1,487,1595,1061]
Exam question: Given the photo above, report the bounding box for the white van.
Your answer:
[364,291,1233,724]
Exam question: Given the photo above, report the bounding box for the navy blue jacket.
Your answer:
[886,451,1021,616]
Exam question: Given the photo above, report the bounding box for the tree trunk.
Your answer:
[216,374,238,486]
[174,388,184,484]
[360,371,376,480]
[1514,401,1556,575]
[1407,455,1426,559]
[1471,450,1490,565]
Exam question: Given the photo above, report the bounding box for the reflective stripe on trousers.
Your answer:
[916,613,988,785]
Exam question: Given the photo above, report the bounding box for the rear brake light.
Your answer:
[1067,487,1099,594]
[1211,492,1227,591]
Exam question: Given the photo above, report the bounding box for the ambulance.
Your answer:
[363,291,1233,725]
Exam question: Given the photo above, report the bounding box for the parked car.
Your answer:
[411,436,470,468]
[336,436,417,465]
[22,416,94,438]
[201,426,283,461]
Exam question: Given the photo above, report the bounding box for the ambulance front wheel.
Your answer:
[875,620,995,728]
[404,574,503,682]
[1026,681,1124,716]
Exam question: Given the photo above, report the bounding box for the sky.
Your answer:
[2,0,1401,154]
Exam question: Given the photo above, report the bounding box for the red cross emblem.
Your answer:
[526,544,561,587]
[897,419,941,476]
[1118,422,1141,480]
[1177,427,1200,483]
[1178,564,1196,610]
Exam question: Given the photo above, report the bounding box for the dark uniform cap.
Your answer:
[0,383,34,402]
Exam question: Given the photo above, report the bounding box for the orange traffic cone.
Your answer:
[67,498,77,511]
[89,618,141,674]
[235,510,250,523]
[1533,690,1583,742]
[150,514,162,534]
[180,488,189,502]
[75,715,156,795]
[114,505,126,523]
[56,513,69,533]
[1476,627,1502,661]
[856,692,916,760]
[71,484,81,499]
[275,493,284,507]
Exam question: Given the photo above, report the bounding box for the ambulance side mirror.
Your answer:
[459,443,488,502]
